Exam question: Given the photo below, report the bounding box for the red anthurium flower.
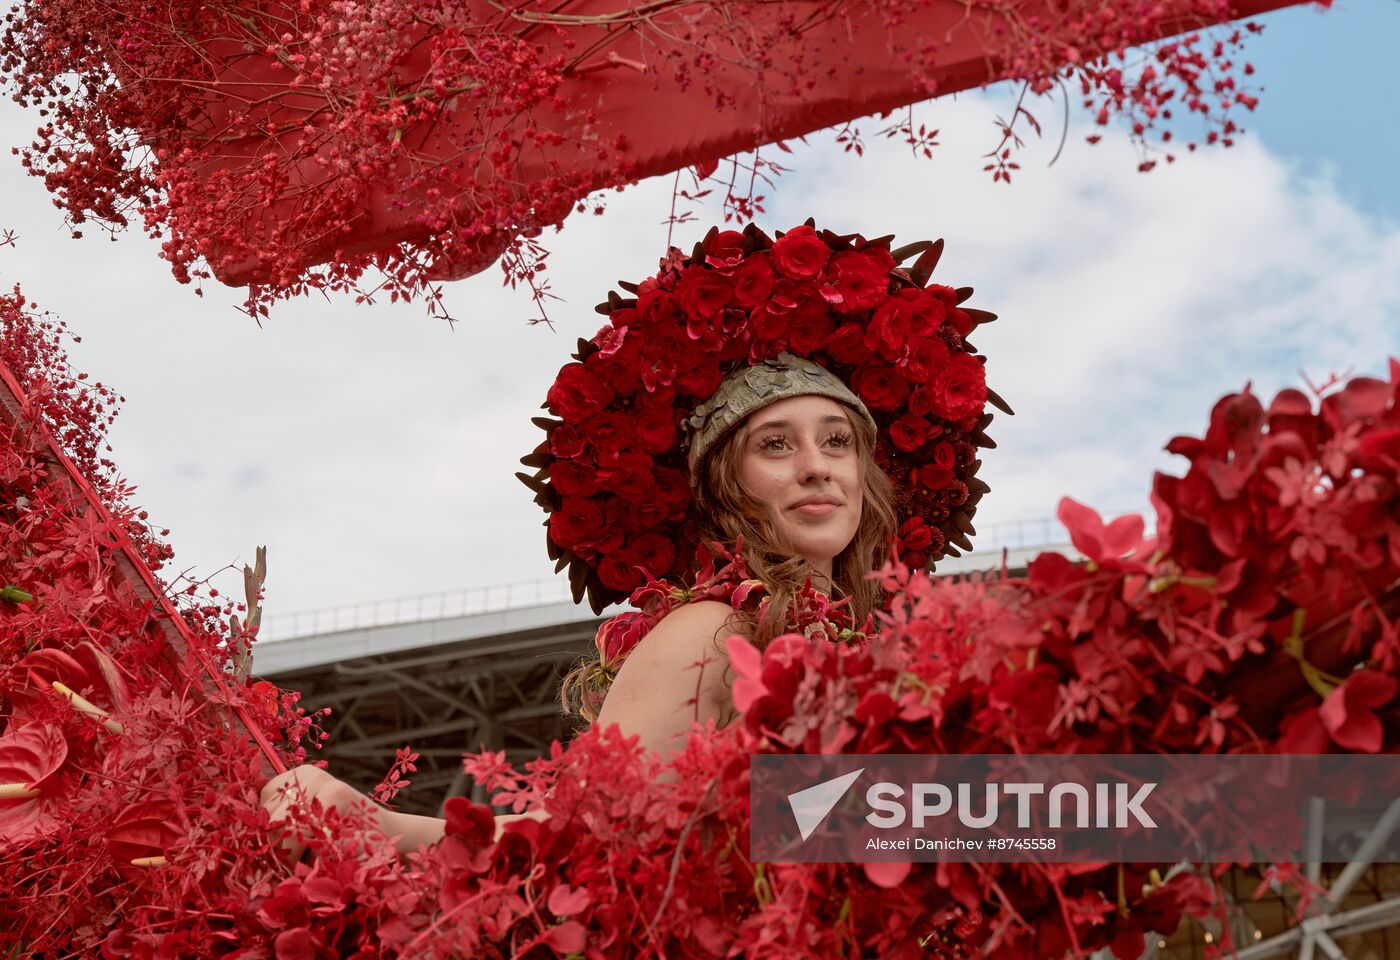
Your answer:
[1319,671,1398,753]
[0,723,69,846]
[107,800,185,870]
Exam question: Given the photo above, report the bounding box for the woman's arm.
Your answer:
[261,600,738,852]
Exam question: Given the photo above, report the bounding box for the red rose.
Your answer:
[732,255,776,308]
[948,307,974,337]
[627,499,670,533]
[932,441,955,469]
[896,287,947,336]
[917,463,953,490]
[635,286,680,326]
[820,249,894,314]
[889,415,931,453]
[905,337,952,383]
[750,302,790,342]
[851,365,911,411]
[581,411,634,454]
[675,361,724,399]
[551,459,597,497]
[788,313,834,354]
[547,362,614,423]
[675,265,734,321]
[597,451,655,498]
[550,497,606,548]
[653,468,690,507]
[598,553,641,591]
[825,322,873,364]
[630,533,676,577]
[865,298,914,360]
[704,229,747,271]
[549,425,584,459]
[634,401,678,454]
[770,225,831,280]
[929,352,987,421]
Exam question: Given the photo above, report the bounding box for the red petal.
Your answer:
[0,722,68,788]
[1057,497,1106,563]
[863,859,912,889]
[1101,513,1145,559]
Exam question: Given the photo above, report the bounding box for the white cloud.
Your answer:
[0,89,1396,625]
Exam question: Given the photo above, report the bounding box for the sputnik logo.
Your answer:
[786,768,864,841]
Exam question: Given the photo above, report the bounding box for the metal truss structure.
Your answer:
[261,611,601,815]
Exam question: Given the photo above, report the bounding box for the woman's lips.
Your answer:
[791,501,839,518]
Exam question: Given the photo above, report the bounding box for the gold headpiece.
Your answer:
[683,352,877,483]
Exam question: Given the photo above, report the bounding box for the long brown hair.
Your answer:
[559,400,897,722]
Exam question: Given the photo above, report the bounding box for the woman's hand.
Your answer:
[260,764,388,862]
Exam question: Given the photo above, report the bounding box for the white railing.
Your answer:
[259,576,574,642]
[258,510,1155,642]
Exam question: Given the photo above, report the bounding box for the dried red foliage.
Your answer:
[3,269,1399,955]
[0,0,1309,320]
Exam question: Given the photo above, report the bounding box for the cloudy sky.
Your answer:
[0,0,1395,635]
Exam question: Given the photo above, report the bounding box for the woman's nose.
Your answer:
[795,443,830,483]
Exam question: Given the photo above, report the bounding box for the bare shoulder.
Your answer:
[594,600,746,750]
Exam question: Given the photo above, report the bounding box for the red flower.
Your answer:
[626,498,670,533]
[550,459,598,497]
[927,352,986,421]
[1319,671,1398,753]
[630,533,676,577]
[1057,497,1149,568]
[905,337,951,383]
[595,611,649,665]
[596,452,654,498]
[634,401,677,455]
[931,441,955,470]
[703,229,747,271]
[917,463,953,490]
[770,225,830,280]
[898,516,933,552]
[825,323,872,364]
[851,366,910,411]
[550,497,606,548]
[865,298,914,360]
[788,313,834,354]
[549,424,584,459]
[820,249,894,314]
[731,255,775,307]
[653,468,690,507]
[598,553,641,591]
[889,415,931,452]
[547,362,614,423]
[895,287,947,336]
[675,265,734,321]
[581,411,634,454]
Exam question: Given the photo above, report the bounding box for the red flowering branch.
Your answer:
[0,0,1312,319]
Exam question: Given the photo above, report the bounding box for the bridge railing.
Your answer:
[258,509,1152,642]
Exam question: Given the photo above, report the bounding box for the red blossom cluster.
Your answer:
[0,0,1289,319]
[522,222,999,612]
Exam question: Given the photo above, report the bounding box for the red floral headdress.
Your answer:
[521,221,1010,612]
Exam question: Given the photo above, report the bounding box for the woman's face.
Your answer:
[736,394,864,578]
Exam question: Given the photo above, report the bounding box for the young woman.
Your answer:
[261,357,898,853]
[261,222,995,858]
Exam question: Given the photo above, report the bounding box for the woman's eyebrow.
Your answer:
[748,413,851,434]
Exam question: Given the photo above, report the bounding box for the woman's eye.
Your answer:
[825,431,853,448]
[758,435,790,451]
